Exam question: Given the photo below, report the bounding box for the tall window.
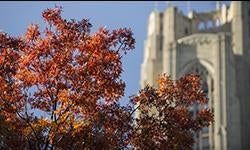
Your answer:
[198,22,206,31]
[186,62,213,150]
[248,9,250,37]
[206,20,214,29]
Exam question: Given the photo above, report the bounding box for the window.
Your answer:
[215,19,220,27]
[202,81,209,96]
[202,127,209,134]
[207,20,214,29]
[248,9,250,37]
[202,137,210,150]
[185,27,189,35]
[187,62,213,150]
[203,83,208,94]
[198,22,206,31]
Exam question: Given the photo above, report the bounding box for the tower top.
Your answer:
[216,1,221,10]
[187,1,191,14]
[154,1,158,11]
[166,1,172,8]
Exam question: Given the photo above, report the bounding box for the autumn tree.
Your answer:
[130,74,213,149]
[0,6,213,149]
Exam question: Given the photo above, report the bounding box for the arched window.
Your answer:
[215,19,220,27]
[198,22,206,31]
[248,9,250,37]
[185,27,189,35]
[202,81,209,95]
[207,20,214,29]
[185,62,213,150]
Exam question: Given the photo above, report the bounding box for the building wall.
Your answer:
[140,1,250,150]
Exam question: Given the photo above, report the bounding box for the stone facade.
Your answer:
[140,2,250,150]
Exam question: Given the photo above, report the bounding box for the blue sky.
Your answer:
[0,1,230,105]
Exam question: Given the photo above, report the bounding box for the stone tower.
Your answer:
[140,1,250,150]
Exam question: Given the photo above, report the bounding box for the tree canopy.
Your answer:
[0,6,213,150]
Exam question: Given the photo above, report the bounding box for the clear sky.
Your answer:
[0,1,230,106]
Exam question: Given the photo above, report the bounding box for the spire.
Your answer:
[166,1,171,8]
[154,1,158,11]
[216,1,221,10]
[187,1,191,14]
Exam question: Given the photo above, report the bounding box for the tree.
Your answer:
[0,6,213,149]
[130,74,213,149]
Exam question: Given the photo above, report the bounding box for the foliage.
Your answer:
[130,74,213,149]
[0,6,213,150]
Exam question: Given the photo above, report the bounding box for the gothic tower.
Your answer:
[140,1,250,150]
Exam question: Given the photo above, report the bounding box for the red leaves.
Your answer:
[0,6,136,149]
[42,6,63,27]
[110,28,135,54]
[25,24,40,41]
[0,6,212,149]
[196,108,214,127]
[131,74,214,149]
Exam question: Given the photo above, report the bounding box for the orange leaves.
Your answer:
[196,108,214,127]
[0,6,136,149]
[110,28,135,53]
[42,6,63,27]
[157,74,175,97]
[25,24,40,41]
[48,62,59,77]
[132,74,214,149]
[57,89,69,103]
[0,54,5,64]
[0,6,213,150]
[176,74,201,93]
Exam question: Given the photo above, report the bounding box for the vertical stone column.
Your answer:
[213,33,227,150]
[162,6,177,78]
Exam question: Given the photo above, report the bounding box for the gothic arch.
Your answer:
[198,21,206,31]
[177,58,214,79]
[178,59,214,103]
[178,59,215,150]
[207,20,214,29]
